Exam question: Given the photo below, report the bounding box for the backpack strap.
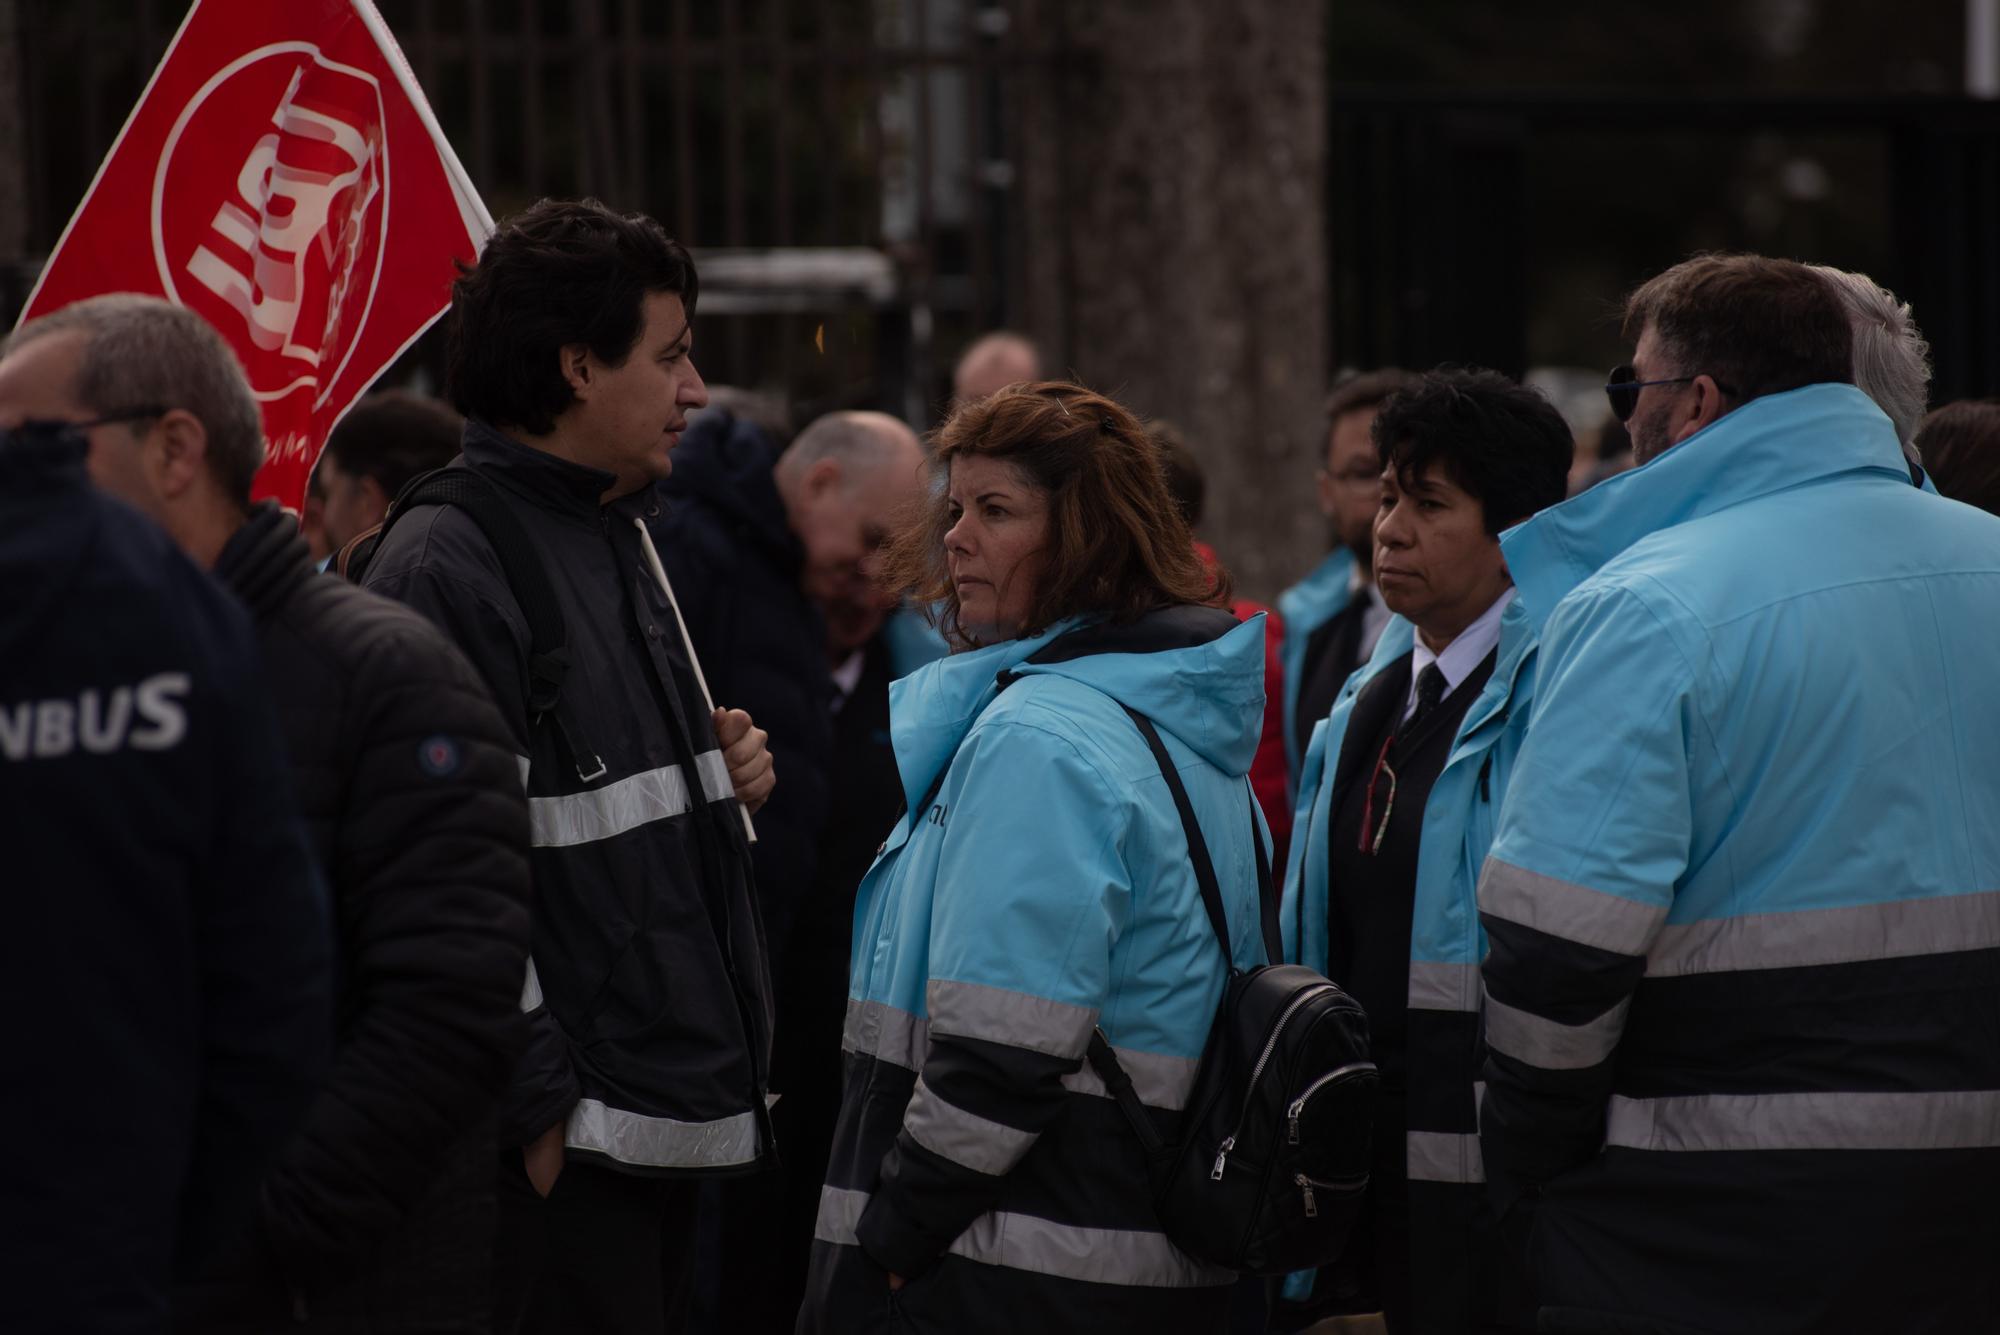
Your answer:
[1085,703,1277,1156]
[359,467,602,783]
[1119,704,1235,965]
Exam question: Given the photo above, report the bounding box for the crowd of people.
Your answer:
[5,196,2000,1335]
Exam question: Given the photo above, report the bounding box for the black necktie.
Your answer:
[1409,662,1447,729]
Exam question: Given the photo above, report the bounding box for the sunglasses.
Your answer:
[0,407,171,453]
[1604,365,1735,424]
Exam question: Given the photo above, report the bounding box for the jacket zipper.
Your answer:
[1210,983,1340,1180]
[1284,1061,1380,1144]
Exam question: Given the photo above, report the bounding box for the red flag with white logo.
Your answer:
[18,0,491,509]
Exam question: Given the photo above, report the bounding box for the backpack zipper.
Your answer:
[1210,983,1340,1180]
[1293,1168,1368,1217]
[1285,1061,1380,1144]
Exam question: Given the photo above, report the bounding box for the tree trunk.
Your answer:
[1012,0,1328,602]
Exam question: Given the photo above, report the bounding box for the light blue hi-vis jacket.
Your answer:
[1275,604,1539,1329]
[800,608,1271,1335]
[1276,546,1359,793]
[1477,383,2000,1335]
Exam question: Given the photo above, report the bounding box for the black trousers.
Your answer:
[495,1153,701,1335]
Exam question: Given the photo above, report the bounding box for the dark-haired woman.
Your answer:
[797,382,1271,1334]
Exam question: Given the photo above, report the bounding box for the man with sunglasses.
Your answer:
[1277,369,1572,1334]
[0,294,536,1332]
[1477,253,2000,1333]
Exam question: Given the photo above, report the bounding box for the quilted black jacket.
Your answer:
[182,502,531,1332]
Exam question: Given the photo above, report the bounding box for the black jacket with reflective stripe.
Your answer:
[363,421,774,1173]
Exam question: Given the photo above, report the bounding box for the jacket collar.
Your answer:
[462,418,620,523]
[1276,545,1358,630]
[1501,383,1906,633]
[213,500,311,620]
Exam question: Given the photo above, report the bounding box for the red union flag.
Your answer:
[19,0,491,508]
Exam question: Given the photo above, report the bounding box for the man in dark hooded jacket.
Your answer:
[658,405,923,975]
[0,323,331,1334]
[2,294,534,1334]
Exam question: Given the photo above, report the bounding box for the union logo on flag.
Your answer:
[18,0,491,509]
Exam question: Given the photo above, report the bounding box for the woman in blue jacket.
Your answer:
[798,382,1271,1334]
[1277,372,1571,1334]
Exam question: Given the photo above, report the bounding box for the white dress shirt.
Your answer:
[1404,587,1514,720]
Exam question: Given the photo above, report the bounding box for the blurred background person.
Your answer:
[317,389,466,559]
[1279,370,1418,801]
[1152,417,1293,853]
[658,402,922,1332]
[951,330,1042,407]
[0,313,331,1335]
[1916,398,2000,515]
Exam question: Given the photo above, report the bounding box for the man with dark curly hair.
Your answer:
[362,198,780,1335]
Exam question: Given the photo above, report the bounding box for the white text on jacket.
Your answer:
[0,674,191,760]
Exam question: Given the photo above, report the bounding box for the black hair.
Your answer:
[444,197,699,435]
[323,389,463,497]
[1371,368,1574,535]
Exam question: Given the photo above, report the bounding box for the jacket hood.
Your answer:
[0,433,100,663]
[662,411,799,568]
[888,606,1264,813]
[213,500,311,619]
[1501,383,1907,633]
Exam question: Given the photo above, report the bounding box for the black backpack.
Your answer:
[1091,703,1378,1275]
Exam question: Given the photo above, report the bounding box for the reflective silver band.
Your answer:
[694,749,734,803]
[520,956,545,1012]
[927,978,1097,1060]
[516,751,733,848]
[841,997,931,1070]
[565,1099,761,1169]
[903,1077,1038,1176]
[1407,1130,1484,1183]
[1606,1089,2000,1153]
[1408,960,1481,1012]
[1484,994,1629,1071]
[813,1186,1233,1288]
[1061,1045,1202,1111]
[1647,889,2000,978]
[1478,858,1668,957]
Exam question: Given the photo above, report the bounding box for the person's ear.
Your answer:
[806,457,843,501]
[1676,375,1731,445]
[148,409,210,501]
[559,343,594,400]
[358,473,392,525]
[1315,468,1336,518]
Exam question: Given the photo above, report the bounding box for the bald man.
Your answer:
[660,403,923,1329]
[953,330,1043,404]
[656,404,922,965]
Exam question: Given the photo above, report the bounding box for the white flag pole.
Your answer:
[633,517,759,845]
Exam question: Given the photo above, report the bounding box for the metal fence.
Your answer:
[9,0,1060,422]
